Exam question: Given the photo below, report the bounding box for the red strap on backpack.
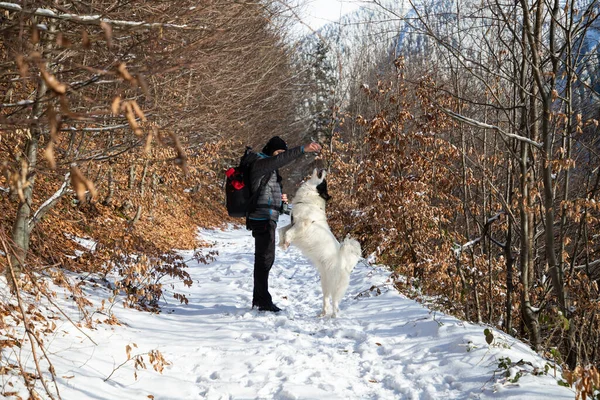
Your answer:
[226,168,245,190]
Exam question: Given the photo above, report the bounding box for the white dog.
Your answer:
[279,169,362,317]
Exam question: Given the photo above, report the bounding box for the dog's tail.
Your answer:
[339,235,362,273]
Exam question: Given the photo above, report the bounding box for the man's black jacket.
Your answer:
[247,145,305,223]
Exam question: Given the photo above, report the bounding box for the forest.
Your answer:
[1,0,599,398]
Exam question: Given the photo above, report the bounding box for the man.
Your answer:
[247,136,321,312]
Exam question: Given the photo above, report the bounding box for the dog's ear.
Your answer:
[318,169,327,180]
[312,168,319,179]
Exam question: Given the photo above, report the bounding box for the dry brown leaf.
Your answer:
[31,25,40,44]
[111,96,121,115]
[131,101,147,122]
[15,54,29,78]
[169,132,188,174]
[39,64,67,94]
[87,178,98,200]
[144,129,153,154]
[82,29,91,49]
[10,158,30,202]
[100,21,113,48]
[44,142,56,169]
[30,51,41,60]
[123,102,143,136]
[117,63,134,83]
[47,106,59,140]
[56,32,71,48]
[70,166,87,202]
[70,165,97,203]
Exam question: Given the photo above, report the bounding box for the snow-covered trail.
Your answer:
[37,216,575,399]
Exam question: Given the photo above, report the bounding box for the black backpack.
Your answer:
[225,147,269,218]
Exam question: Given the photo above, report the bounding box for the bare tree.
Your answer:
[360,0,600,365]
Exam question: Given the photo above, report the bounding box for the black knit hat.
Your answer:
[262,136,288,156]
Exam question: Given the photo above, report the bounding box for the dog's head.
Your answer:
[310,168,332,202]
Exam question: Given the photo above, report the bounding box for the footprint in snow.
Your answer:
[251,332,269,341]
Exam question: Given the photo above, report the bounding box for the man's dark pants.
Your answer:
[250,219,277,307]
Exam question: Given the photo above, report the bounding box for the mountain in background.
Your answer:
[302,0,600,117]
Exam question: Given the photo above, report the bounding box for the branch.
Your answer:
[453,212,505,257]
[2,239,60,400]
[488,236,506,249]
[27,271,99,347]
[0,100,35,108]
[29,173,71,232]
[61,123,131,132]
[574,259,600,279]
[76,140,142,162]
[439,107,543,149]
[0,2,207,30]
[454,237,482,258]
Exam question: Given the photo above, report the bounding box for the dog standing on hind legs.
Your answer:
[279,169,362,317]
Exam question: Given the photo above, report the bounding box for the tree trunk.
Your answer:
[149,172,158,219]
[541,106,565,313]
[520,142,541,349]
[504,159,515,334]
[140,160,149,196]
[516,19,541,348]
[104,164,115,205]
[8,78,48,285]
[128,165,136,190]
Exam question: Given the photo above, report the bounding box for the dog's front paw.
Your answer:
[279,240,290,251]
[318,309,327,318]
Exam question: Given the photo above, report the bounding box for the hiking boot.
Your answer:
[258,303,281,313]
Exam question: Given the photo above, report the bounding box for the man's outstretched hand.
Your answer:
[304,142,322,153]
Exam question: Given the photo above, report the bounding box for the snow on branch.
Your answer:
[574,259,600,280]
[0,100,35,108]
[61,123,131,132]
[453,237,481,258]
[0,2,207,30]
[453,212,505,258]
[29,172,71,232]
[440,107,543,149]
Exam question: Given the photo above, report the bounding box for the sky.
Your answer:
[1,214,578,399]
[301,0,361,30]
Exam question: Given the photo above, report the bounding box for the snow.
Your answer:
[66,234,97,252]
[0,2,21,12]
[1,215,575,399]
[0,3,202,30]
